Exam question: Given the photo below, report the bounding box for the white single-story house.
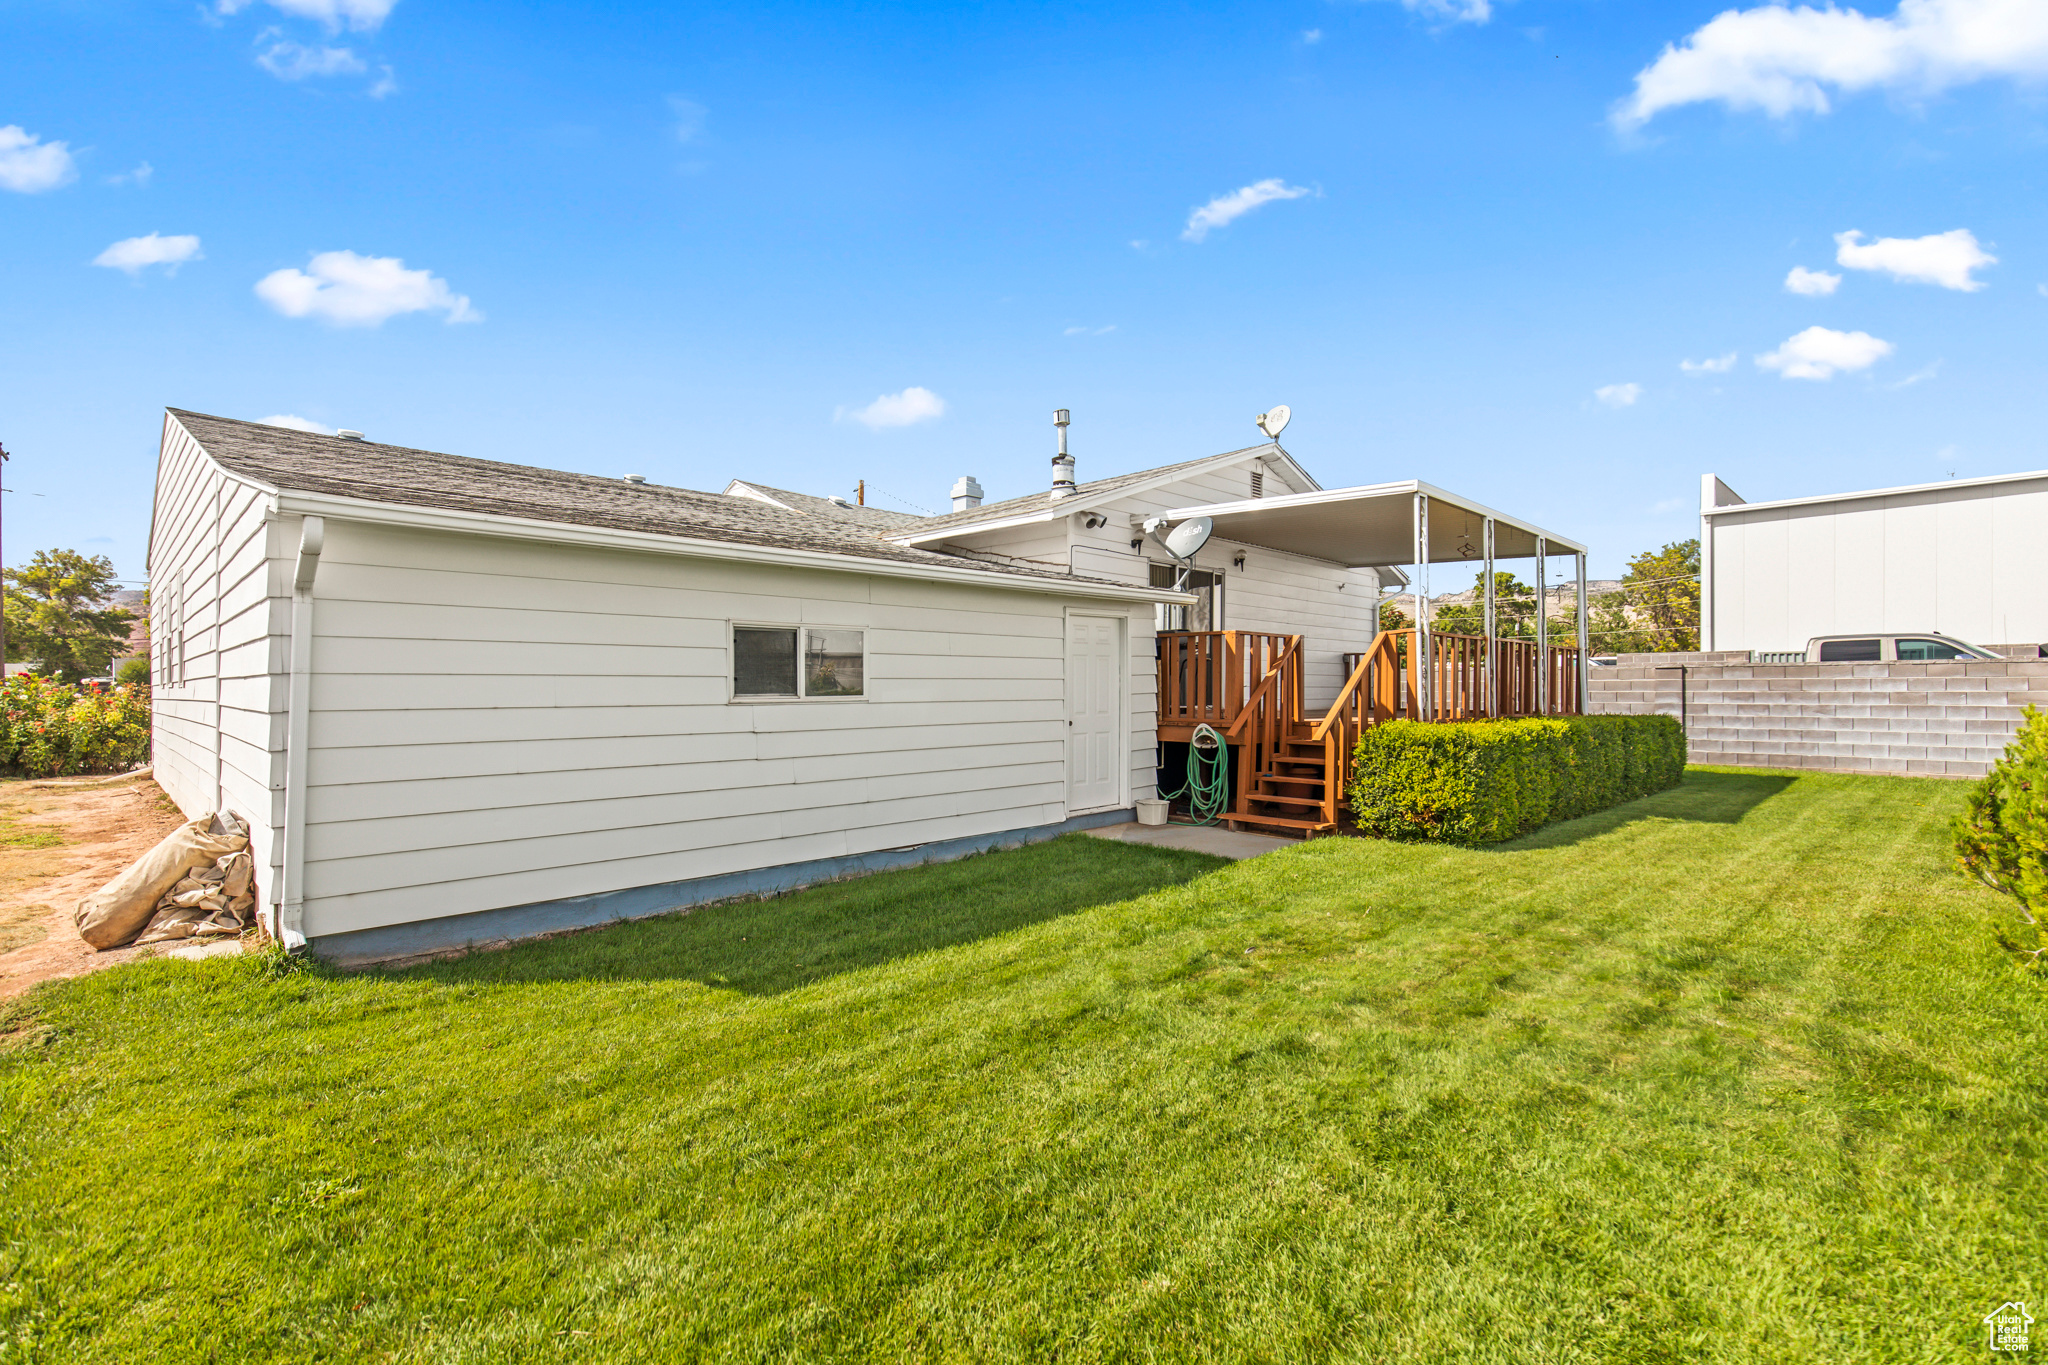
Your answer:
[1702,468,2048,654]
[148,408,1588,961]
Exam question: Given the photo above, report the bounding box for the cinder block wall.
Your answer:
[1588,652,2048,778]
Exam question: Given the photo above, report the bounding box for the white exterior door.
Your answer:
[1066,614,1124,813]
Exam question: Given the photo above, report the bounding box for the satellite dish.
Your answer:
[1256,405,1291,440]
[1161,516,1214,561]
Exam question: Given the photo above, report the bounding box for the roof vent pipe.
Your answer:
[622,474,648,484]
[1050,409,1075,500]
[336,430,364,442]
[950,475,984,512]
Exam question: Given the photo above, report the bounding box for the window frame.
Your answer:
[728,621,869,704]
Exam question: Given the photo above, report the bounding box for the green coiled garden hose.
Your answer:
[1158,723,1230,826]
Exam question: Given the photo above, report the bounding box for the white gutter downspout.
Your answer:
[279,515,324,952]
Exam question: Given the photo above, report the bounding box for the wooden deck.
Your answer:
[1156,629,1582,837]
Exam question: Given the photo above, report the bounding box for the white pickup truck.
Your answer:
[1796,633,2003,663]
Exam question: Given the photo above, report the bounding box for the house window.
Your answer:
[1151,563,1223,632]
[732,625,865,699]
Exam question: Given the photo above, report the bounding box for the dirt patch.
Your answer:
[0,769,195,999]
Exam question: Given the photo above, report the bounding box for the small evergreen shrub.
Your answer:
[1953,705,2048,963]
[0,675,152,777]
[1350,714,1687,845]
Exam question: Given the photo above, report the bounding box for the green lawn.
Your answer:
[3,768,2043,1362]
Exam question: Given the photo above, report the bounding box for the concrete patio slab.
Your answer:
[1083,820,1295,860]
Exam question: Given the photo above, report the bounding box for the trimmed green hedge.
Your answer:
[1349,714,1687,845]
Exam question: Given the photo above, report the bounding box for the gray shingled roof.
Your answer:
[890,444,1281,540]
[171,410,1129,591]
[725,480,926,532]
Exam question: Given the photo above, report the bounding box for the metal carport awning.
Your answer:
[1150,477,1592,716]
[1150,479,1586,567]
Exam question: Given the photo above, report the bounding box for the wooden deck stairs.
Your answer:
[1157,626,1584,840]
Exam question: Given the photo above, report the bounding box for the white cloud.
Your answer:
[0,125,77,194]
[1063,324,1116,336]
[1889,359,1942,387]
[1390,0,1491,22]
[255,250,480,327]
[369,66,398,98]
[257,39,367,79]
[1614,0,2048,130]
[93,233,204,276]
[216,0,396,32]
[1681,352,1738,375]
[1835,227,1994,290]
[1303,28,1323,43]
[259,414,335,434]
[668,96,707,142]
[838,387,946,430]
[1594,382,1643,408]
[1182,178,1314,243]
[1755,325,1894,380]
[106,161,154,187]
[1785,265,1841,295]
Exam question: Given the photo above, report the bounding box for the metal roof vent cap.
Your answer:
[335,429,364,442]
[1049,409,1075,500]
[951,475,983,511]
[622,474,648,484]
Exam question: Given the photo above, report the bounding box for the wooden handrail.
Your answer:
[1156,630,1298,729]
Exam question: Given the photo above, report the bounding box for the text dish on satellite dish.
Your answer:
[1256,405,1291,440]
[1161,516,1214,560]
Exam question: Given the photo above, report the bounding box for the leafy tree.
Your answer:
[1429,570,1539,639]
[3,550,136,683]
[1589,540,1700,654]
[117,657,151,686]
[1376,602,1413,635]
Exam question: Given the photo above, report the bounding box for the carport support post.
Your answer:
[1575,552,1590,714]
[1482,517,1497,717]
[1414,491,1430,720]
[1535,536,1549,715]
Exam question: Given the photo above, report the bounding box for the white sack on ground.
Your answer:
[74,812,250,951]
[135,850,258,946]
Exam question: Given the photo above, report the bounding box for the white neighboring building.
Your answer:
[1701,469,2048,653]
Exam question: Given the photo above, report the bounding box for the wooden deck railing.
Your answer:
[1222,635,1304,797]
[1158,629,1583,835]
[1338,634,1583,722]
[1156,630,1296,730]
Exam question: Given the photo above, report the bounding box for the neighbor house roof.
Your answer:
[168,410,1171,599]
[722,479,925,531]
[887,442,1321,547]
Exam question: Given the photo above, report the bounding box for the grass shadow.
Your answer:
[1490,769,1797,852]
[393,835,1227,996]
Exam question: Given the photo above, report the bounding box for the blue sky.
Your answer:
[5,0,2045,583]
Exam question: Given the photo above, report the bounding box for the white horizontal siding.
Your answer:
[297,520,1133,938]
[147,421,289,911]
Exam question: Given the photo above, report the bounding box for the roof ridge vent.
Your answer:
[336,429,364,441]
[622,474,648,484]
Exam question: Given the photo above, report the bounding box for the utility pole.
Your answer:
[856,480,865,506]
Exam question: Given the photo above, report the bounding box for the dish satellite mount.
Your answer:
[1256,405,1291,441]
[1144,515,1215,596]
